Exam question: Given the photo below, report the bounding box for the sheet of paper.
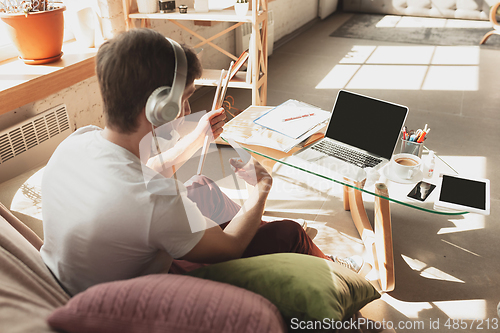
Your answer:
[244,122,326,153]
[253,100,330,139]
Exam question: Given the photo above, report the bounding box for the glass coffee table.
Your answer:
[221,106,468,292]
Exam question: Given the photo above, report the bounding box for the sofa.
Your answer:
[0,198,394,333]
[342,0,495,20]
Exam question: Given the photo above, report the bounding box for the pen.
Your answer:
[417,128,430,143]
[416,130,426,142]
[282,113,315,122]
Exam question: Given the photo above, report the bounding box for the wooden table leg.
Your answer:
[374,183,394,292]
[343,179,375,251]
[343,180,394,292]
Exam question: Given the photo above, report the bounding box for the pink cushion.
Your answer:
[47,274,286,333]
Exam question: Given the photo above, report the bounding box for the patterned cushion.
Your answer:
[47,273,286,333]
[187,253,381,328]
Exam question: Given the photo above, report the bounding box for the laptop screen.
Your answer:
[325,90,408,161]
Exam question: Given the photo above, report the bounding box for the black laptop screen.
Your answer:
[325,90,408,161]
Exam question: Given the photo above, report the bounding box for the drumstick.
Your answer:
[211,69,225,111]
[197,68,226,175]
[217,61,233,109]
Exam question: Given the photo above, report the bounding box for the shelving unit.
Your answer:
[122,0,268,106]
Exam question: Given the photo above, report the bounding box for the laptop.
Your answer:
[293,90,409,181]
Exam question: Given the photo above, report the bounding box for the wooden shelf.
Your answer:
[0,41,97,116]
[124,0,268,106]
[196,69,251,89]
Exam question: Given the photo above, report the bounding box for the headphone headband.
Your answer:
[145,37,188,127]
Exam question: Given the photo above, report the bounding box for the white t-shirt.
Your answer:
[40,126,206,296]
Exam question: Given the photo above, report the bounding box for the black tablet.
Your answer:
[435,174,490,215]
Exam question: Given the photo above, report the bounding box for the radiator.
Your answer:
[235,10,274,57]
[0,104,71,184]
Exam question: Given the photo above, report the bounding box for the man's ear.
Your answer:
[139,107,150,125]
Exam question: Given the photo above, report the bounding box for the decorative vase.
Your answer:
[194,0,209,13]
[234,2,249,16]
[137,0,158,13]
[0,6,66,64]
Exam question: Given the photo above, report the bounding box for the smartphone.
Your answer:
[407,181,436,202]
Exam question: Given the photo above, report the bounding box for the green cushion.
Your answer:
[186,253,380,325]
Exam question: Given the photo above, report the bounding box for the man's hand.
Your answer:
[229,157,273,192]
[197,108,226,141]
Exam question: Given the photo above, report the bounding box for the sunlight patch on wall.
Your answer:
[11,167,44,221]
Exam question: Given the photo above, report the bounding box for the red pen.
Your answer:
[283,113,315,122]
[417,128,430,143]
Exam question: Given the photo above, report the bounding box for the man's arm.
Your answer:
[178,157,272,263]
[147,108,225,178]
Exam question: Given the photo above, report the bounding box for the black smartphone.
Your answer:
[407,181,436,202]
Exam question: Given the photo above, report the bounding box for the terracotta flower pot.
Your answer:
[0,5,66,64]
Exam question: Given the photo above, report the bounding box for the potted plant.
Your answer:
[234,0,248,16]
[0,0,66,64]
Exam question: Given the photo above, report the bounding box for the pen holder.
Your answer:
[400,138,423,158]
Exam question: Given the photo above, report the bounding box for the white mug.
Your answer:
[390,153,421,180]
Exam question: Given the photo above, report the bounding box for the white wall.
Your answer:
[270,0,319,42]
[0,77,103,133]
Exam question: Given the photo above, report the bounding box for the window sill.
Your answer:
[0,40,97,116]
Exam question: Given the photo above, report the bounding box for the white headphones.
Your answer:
[145,38,188,127]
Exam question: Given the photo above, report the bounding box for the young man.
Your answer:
[40,29,361,296]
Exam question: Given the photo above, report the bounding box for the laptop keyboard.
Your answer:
[311,141,382,168]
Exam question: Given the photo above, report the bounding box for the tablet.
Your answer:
[435,174,490,215]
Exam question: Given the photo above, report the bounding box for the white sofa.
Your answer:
[343,0,496,20]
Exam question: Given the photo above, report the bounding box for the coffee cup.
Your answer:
[390,153,421,180]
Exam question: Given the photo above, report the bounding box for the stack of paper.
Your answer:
[244,100,329,152]
[254,100,330,139]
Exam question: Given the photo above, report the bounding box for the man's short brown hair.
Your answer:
[96,28,203,133]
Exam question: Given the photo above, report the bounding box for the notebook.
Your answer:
[293,90,409,181]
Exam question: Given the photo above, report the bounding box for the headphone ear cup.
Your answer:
[145,38,187,127]
[161,101,181,123]
[145,86,181,127]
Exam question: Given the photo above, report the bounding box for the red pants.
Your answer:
[169,175,330,274]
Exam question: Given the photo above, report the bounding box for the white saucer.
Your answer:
[382,165,424,184]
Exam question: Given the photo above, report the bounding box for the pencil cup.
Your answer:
[400,138,423,158]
